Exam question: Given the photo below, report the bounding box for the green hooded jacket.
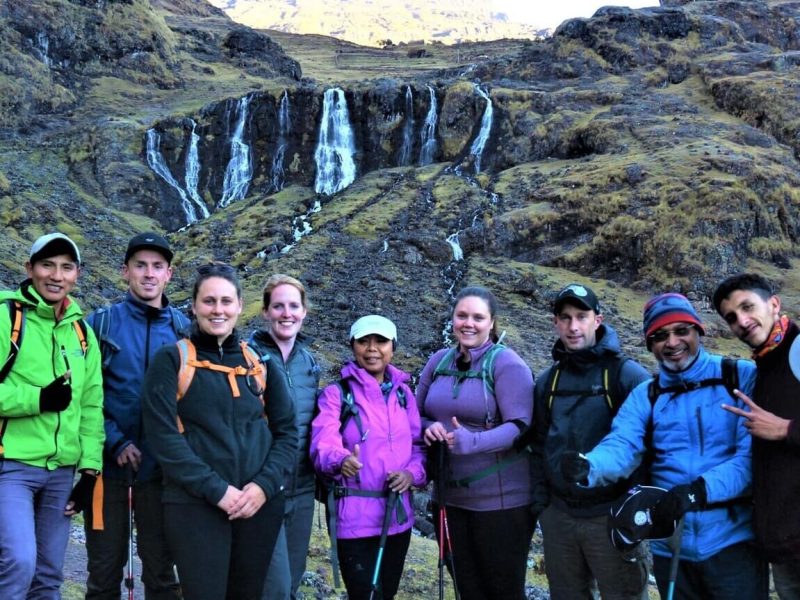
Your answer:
[0,281,104,471]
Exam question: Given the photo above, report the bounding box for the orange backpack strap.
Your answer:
[240,340,267,406]
[73,320,88,357]
[174,339,268,433]
[175,339,196,433]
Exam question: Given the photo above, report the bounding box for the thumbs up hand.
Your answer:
[451,416,478,455]
[341,443,364,479]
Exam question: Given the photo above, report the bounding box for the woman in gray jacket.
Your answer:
[250,274,320,600]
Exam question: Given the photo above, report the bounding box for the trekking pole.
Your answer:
[666,516,685,600]
[434,441,460,600]
[368,490,399,600]
[125,463,135,600]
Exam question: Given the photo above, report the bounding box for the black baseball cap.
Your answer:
[608,485,677,554]
[553,283,601,314]
[124,232,173,264]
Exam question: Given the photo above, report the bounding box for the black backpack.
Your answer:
[90,303,185,370]
[637,357,741,482]
[535,355,634,436]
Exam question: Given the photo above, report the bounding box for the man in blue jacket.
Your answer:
[84,232,188,599]
[562,293,768,599]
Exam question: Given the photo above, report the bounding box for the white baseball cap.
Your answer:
[349,315,398,344]
[29,233,81,265]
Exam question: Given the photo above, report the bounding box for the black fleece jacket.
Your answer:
[142,327,297,506]
[753,320,800,562]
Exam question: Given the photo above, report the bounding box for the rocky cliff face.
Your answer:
[2,0,800,375]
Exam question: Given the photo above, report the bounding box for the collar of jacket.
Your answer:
[657,346,709,387]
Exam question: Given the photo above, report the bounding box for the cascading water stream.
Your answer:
[271,90,290,192]
[184,119,209,219]
[314,88,357,195]
[398,86,415,166]
[219,95,253,208]
[419,85,438,166]
[469,86,493,174]
[145,128,199,225]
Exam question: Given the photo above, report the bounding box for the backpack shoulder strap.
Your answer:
[168,305,187,338]
[433,348,458,377]
[606,356,633,415]
[174,338,196,434]
[337,378,367,441]
[240,340,267,403]
[176,338,195,402]
[480,343,505,395]
[395,384,408,409]
[544,363,562,412]
[0,300,24,383]
[90,305,119,370]
[73,319,88,357]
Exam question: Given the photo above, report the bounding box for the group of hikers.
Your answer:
[0,230,798,600]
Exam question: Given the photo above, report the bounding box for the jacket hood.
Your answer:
[552,323,622,369]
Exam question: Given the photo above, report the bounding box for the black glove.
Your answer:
[651,478,707,526]
[39,375,72,413]
[68,471,98,514]
[560,451,591,485]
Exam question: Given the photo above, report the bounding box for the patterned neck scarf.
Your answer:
[752,314,790,359]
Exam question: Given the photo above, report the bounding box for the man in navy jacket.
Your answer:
[84,232,188,599]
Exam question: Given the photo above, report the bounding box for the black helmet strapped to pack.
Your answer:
[608,485,678,554]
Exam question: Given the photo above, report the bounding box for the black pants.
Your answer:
[164,493,285,600]
[85,478,180,600]
[434,503,535,600]
[337,529,412,600]
[651,540,768,600]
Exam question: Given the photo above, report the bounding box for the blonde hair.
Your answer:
[261,274,308,310]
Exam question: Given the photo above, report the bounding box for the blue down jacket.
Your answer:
[585,348,756,561]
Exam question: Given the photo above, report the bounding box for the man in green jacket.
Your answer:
[0,232,105,598]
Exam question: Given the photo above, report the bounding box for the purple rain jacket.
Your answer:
[310,361,426,539]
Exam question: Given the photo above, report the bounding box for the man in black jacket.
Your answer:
[525,284,651,599]
[714,273,800,599]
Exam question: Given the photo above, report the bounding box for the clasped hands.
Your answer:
[217,482,266,520]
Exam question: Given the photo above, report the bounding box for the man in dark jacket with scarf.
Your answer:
[714,273,800,599]
[523,284,651,599]
[84,232,188,599]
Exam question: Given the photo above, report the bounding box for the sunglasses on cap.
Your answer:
[197,263,236,276]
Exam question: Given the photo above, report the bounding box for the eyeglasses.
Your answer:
[647,326,696,344]
[197,263,236,276]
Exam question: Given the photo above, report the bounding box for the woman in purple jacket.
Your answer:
[417,286,535,600]
[310,315,425,600]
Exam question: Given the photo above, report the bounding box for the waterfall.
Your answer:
[419,85,438,166]
[314,88,357,195]
[271,90,290,192]
[469,86,493,174]
[219,95,253,208]
[446,232,464,261]
[36,32,52,67]
[184,120,209,219]
[145,129,199,225]
[279,200,322,255]
[398,86,415,166]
